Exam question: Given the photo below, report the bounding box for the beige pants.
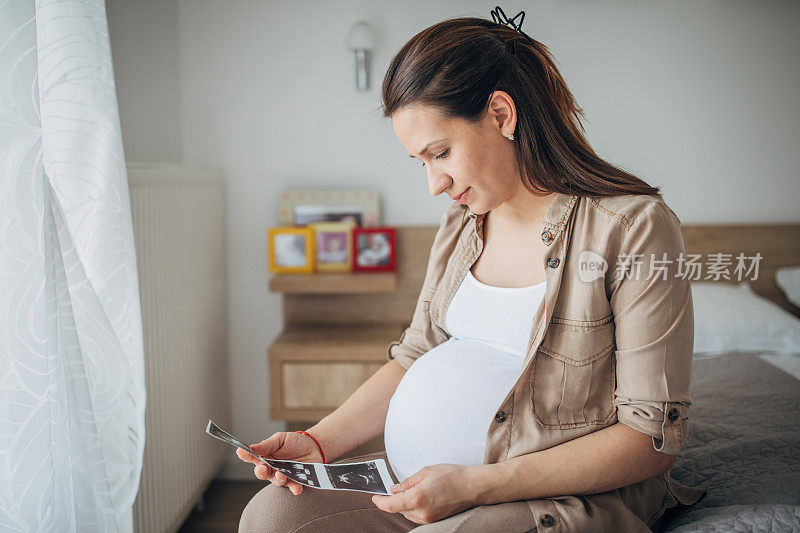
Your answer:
[238,450,685,532]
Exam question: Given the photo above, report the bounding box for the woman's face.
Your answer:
[391,91,523,215]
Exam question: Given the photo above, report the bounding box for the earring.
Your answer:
[505,132,515,141]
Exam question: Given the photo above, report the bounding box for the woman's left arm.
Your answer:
[471,421,675,505]
[372,423,674,523]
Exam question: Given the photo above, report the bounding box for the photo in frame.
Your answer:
[267,227,315,274]
[351,227,396,272]
[278,189,380,228]
[309,221,355,272]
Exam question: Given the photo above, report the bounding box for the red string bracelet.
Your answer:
[295,430,326,463]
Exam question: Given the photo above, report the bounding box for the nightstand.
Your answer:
[267,226,437,458]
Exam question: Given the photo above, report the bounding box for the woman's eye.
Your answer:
[420,149,449,167]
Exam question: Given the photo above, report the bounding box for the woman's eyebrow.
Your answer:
[409,138,447,158]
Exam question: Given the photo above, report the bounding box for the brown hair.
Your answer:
[381,16,661,198]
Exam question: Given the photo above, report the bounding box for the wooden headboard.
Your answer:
[284,223,800,326]
[681,224,800,317]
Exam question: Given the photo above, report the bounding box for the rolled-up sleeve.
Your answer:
[610,201,694,455]
[386,284,435,371]
[386,202,464,371]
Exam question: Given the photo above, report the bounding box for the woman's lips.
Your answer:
[456,187,471,204]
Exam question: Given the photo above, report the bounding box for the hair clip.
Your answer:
[490,6,534,54]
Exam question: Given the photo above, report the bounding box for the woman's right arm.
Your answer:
[303,358,407,463]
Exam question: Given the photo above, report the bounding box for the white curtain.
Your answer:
[0,1,146,531]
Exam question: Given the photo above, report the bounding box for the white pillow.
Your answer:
[691,281,800,355]
[776,266,800,308]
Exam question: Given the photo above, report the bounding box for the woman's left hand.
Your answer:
[371,464,481,525]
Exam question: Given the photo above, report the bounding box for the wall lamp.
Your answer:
[346,21,376,92]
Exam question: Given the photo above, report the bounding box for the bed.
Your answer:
[662,351,800,531]
[658,224,800,532]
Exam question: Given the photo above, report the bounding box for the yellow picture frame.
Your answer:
[267,227,315,274]
[309,221,355,272]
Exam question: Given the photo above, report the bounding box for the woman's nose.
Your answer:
[428,171,451,197]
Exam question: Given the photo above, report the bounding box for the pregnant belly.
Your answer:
[384,337,524,482]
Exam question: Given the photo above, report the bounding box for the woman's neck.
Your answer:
[489,189,556,229]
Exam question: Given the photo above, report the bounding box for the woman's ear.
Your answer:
[487,90,517,137]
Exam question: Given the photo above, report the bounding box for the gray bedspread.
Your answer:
[661,352,800,532]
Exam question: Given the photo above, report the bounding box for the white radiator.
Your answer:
[128,163,230,533]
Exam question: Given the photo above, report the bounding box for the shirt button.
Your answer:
[668,408,680,421]
[540,514,555,527]
[547,257,560,268]
[495,410,507,423]
[541,229,554,245]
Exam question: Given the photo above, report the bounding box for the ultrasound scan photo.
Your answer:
[324,461,388,494]
[205,420,394,494]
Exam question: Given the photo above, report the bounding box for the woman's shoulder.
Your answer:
[577,193,686,270]
[583,193,681,230]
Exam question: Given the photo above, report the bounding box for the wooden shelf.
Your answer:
[269,271,397,294]
[269,323,406,421]
[269,323,405,361]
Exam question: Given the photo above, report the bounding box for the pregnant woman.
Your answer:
[238,7,706,532]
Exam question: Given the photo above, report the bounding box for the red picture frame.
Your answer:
[351,227,396,272]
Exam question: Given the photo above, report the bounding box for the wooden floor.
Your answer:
[178,480,264,533]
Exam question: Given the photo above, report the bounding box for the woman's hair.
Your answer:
[381,16,661,198]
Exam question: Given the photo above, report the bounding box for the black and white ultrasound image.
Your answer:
[267,459,320,487]
[324,461,387,493]
[267,459,321,488]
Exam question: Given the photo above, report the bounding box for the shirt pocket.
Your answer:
[530,314,617,429]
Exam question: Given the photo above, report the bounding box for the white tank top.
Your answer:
[384,269,546,482]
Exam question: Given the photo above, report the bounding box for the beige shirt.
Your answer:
[385,192,707,525]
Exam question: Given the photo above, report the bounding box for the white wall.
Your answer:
[108,0,800,479]
[107,0,182,161]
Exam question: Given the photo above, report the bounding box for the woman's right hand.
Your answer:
[235,431,324,495]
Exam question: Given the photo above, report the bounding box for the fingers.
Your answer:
[253,466,303,495]
[250,435,281,457]
[271,471,292,488]
[283,479,303,495]
[236,446,272,465]
[235,433,304,495]
[236,435,281,467]
[236,435,281,466]
[253,464,275,480]
[236,447,260,464]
